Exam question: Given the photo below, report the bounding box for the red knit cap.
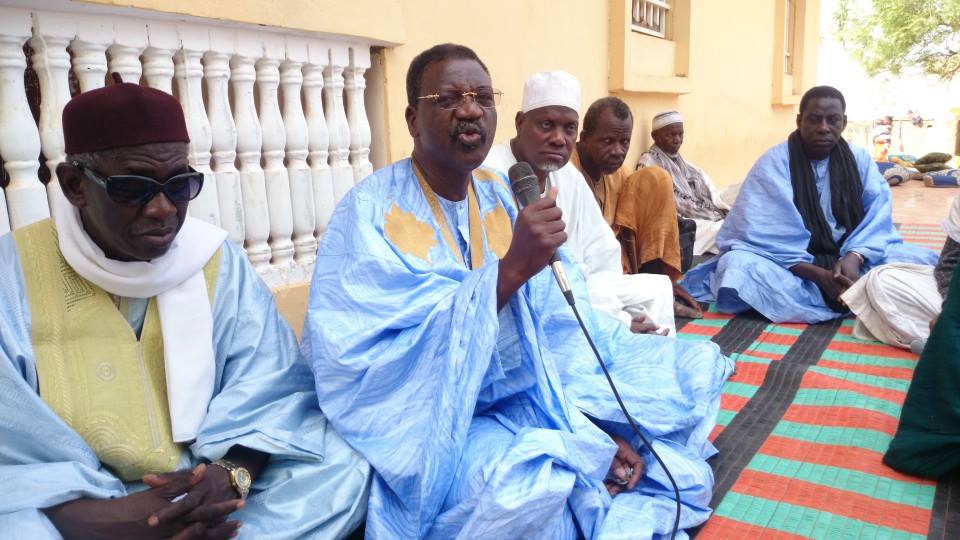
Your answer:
[62,79,190,154]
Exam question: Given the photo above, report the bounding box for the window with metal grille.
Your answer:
[631,0,670,39]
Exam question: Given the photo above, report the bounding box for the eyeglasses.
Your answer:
[72,161,204,206]
[416,88,503,110]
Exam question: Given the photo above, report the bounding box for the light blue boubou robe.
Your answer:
[302,159,735,539]
[681,141,937,323]
[0,237,370,539]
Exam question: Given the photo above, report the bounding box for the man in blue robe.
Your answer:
[681,86,937,323]
[302,43,733,539]
[1,80,369,539]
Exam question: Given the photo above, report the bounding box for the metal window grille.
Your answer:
[631,0,670,39]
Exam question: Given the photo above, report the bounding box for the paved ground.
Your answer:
[891,179,958,225]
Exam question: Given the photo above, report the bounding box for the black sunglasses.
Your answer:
[72,161,204,206]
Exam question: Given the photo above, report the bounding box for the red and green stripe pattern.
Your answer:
[681,317,939,538]
[898,223,946,251]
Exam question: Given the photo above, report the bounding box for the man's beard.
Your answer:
[539,162,561,173]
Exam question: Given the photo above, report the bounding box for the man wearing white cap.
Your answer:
[485,71,677,334]
[638,110,735,256]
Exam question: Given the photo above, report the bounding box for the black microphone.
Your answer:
[507,161,574,305]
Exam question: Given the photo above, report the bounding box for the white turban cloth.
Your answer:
[652,110,683,131]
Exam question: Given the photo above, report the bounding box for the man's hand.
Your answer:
[144,463,243,538]
[497,187,567,308]
[834,252,862,285]
[817,266,849,304]
[792,262,850,306]
[43,465,239,540]
[604,435,644,497]
[629,312,667,335]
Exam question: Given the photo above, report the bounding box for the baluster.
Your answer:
[230,48,271,271]
[204,32,243,245]
[281,38,316,264]
[324,46,353,204]
[142,48,174,93]
[256,43,295,267]
[344,47,373,181]
[305,41,334,241]
[71,17,111,92]
[107,20,145,84]
[30,12,75,213]
[0,8,49,229]
[142,22,176,94]
[173,26,219,226]
[70,39,108,92]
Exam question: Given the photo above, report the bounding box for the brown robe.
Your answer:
[570,147,682,278]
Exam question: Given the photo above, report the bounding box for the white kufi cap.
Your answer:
[521,71,582,115]
[652,110,683,131]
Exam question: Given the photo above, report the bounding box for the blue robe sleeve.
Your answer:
[840,146,906,263]
[302,185,504,538]
[194,240,370,539]
[716,143,815,268]
[534,248,733,449]
[0,234,127,538]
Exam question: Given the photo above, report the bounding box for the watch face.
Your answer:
[235,468,252,490]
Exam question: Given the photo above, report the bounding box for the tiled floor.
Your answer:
[891,179,958,225]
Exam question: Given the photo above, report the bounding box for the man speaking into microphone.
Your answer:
[302,43,734,539]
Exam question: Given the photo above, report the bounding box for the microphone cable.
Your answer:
[506,161,681,538]
[561,292,682,540]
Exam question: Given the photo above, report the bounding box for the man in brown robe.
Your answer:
[573,96,701,318]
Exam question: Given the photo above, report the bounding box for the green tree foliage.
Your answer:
[835,0,960,80]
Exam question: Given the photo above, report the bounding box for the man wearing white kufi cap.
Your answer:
[485,71,677,334]
[639,110,737,256]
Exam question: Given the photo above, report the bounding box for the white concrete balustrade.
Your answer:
[0,4,377,286]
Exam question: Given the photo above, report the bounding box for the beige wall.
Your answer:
[80,0,406,44]
[374,0,821,187]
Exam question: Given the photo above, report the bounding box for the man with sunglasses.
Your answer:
[0,80,369,539]
[303,43,732,539]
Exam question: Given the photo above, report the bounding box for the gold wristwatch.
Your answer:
[212,459,252,499]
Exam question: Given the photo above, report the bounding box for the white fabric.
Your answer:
[841,263,941,349]
[942,192,960,243]
[719,182,741,208]
[652,110,683,131]
[693,218,723,256]
[53,194,227,442]
[520,71,581,115]
[485,143,676,335]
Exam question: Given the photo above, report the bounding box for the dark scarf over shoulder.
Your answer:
[787,130,865,270]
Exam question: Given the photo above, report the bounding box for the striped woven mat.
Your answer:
[684,224,959,539]
[898,223,947,252]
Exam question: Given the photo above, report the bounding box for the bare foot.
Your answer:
[672,284,703,318]
[674,300,703,319]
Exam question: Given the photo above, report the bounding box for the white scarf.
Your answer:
[53,195,227,442]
